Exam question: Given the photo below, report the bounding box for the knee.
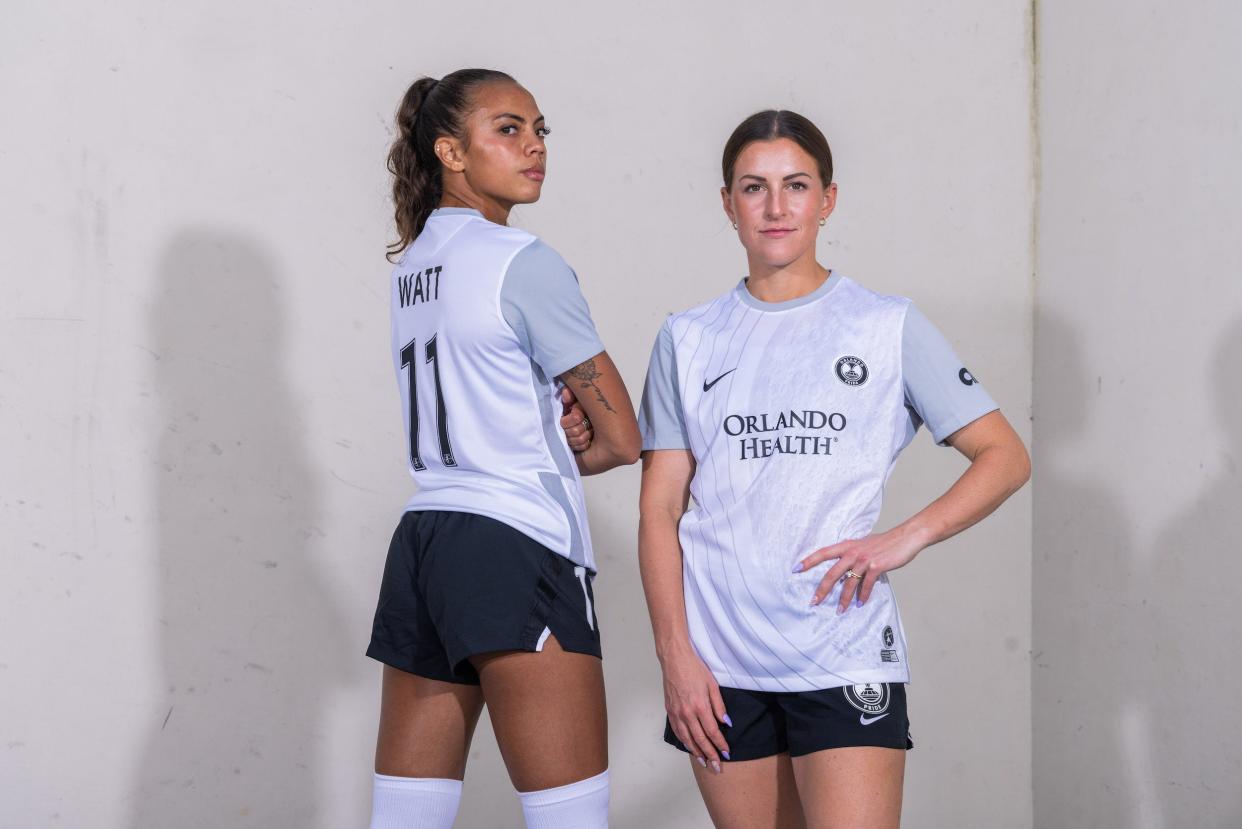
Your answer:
[517,768,610,828]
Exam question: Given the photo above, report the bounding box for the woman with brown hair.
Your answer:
[637,109,1030,827]
[366,68,639,828]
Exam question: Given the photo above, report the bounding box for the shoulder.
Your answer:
[428,215,544,269]
[504,235,573,280]
[664,284,741,338]
[835,275,913,318]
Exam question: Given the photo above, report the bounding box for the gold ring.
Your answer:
[844,569,861,579]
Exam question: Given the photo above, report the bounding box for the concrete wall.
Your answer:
[1,2,1033,826]
[1033,2,1242,827]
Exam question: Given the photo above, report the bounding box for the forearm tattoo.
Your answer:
[568,359,617,414]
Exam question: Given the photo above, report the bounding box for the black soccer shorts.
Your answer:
[366,510,601,684]
[665,682,912,760]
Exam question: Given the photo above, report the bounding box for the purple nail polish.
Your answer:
[722,751,731,761]
[711,760,722,774]
[792,562,804,573]
[723,714,733,727]
[696,756,707,768]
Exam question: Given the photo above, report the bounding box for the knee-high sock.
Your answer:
[370,773,462,829]
[517,769,610,829]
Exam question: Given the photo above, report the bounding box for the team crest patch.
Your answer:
[880,625,900,662]
[835,356,869,386]
[959,367,978,386]
[844,683,890,714]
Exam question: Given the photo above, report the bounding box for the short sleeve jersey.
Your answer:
[638,273,998,691]
[391,208,605,570]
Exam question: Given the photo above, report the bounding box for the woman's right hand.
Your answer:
[661,647,731,773]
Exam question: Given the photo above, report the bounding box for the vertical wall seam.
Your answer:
[1028,0,1041,826]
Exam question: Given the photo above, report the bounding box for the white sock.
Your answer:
[370,773,462,829]
[517,769,610,829]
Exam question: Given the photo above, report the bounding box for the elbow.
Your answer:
[1010,444,1032,493]
[590,434,640,469]
[611,426,642,466]
[621,434,642,466]
[612,441,641,467]
[975,439,1031,497]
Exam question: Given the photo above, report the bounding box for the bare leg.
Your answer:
[469,635,608,792]
[374,665,485,780]
[693,753,805,829]
[791,747,905,829]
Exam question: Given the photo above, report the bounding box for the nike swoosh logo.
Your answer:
[703,369,736,392]
[859,713,890,726]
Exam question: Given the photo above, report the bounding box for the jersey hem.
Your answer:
[400,502,593,573]
[932,404,1000,446]
[712,667,911,693]
[545,342,606,379]
[641,439,692,451]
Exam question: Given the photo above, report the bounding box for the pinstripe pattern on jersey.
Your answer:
[666,276,914,692]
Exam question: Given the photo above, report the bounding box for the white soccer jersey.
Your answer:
[391,208,604,570]
[639,274,998,691]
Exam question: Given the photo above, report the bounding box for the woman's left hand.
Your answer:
[796,525,928,614]
[559,386,594,452]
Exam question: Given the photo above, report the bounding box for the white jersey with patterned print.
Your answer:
[638,273,999,692]
[390,208,605,571]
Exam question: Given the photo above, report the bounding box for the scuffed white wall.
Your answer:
[0,2,1033,826]
[1034,2,1242,827]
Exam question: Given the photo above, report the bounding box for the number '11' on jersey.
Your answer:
[400,333,456,470]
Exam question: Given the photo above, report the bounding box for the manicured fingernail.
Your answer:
[723,714,733,727]
[711,760,721,774]
[837,605,845,615]
[722,751,731,761]
[856,598,863,607]
[791,562,804,573]
[696,756,707,768]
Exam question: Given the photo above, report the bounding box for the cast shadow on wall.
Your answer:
[130,231,350,828]
[1035,312,1242,828]
[1139,316,1242,826]
[1033,311,1139,827]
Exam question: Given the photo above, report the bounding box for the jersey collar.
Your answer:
[428,207,485,220]
[735,271,843,312]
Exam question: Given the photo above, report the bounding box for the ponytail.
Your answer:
[386,68,515,260]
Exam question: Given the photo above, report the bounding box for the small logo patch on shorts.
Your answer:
[843,683,891,715]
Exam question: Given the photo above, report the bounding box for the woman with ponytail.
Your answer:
[366,69,639,829]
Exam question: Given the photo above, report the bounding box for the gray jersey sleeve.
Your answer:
[903,304,999,445]
[500,239,605,378]
[638,320,691,450]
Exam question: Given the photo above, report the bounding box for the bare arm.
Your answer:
[559,352,641,475]
[639,449,696,663]
[797,409,1031,612]
[908,409,1031,546]
[639,448,729,771]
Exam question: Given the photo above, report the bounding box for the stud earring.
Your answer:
[732,223,738,230]
[819,218,827,226]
